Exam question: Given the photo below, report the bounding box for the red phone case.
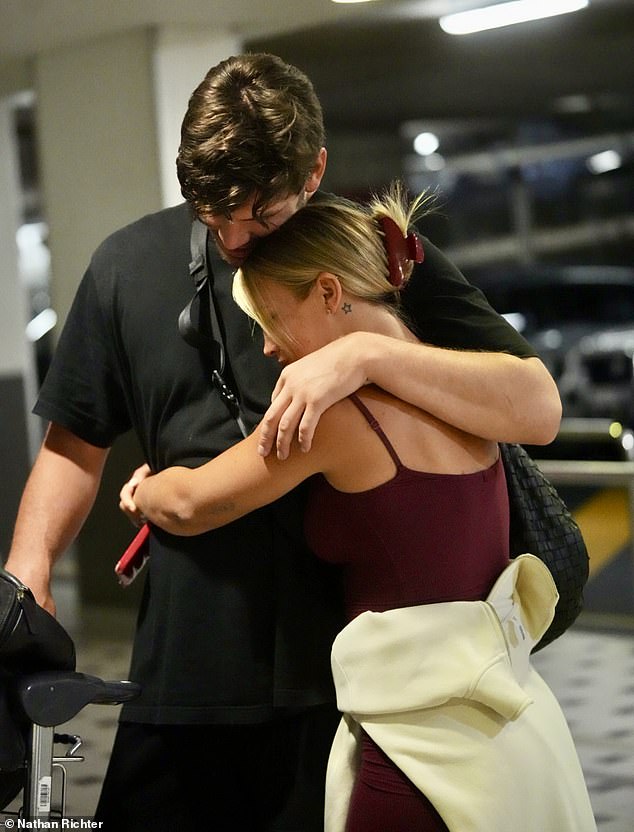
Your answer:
[115,523,150,587]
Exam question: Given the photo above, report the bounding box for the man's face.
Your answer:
[200,191,307,267]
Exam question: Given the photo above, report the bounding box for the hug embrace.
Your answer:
[121,183,595,832]
[9,52,592,830]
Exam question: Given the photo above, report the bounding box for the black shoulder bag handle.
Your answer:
[178,219,249,438]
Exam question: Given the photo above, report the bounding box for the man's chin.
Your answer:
[212,237,251,267]
[222,251,249,267]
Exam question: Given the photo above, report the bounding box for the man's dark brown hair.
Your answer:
[177,53,325,218]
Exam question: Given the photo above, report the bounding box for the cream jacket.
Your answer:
[325,554,596,832]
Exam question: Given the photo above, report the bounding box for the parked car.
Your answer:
[471,264,634,386]
[559,328,634,424]
[470,264,634,457]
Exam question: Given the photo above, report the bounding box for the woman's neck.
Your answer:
[343,299,418,344]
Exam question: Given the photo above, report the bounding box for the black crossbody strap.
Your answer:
[179,219,249,438]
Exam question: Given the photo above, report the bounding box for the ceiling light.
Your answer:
[621,430,634,453]
[25,308,57,342]
[330,0,378,4]
[553,94,592,114]
[439,0,589,35]
[586,149,622,175]
[413,132,440,156]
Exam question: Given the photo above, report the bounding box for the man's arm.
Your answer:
[257,332,562,460]
[5,423,109,614]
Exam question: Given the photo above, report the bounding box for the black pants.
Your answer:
[94,706,339,832]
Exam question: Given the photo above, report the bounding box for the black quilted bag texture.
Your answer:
[500,442,589,651]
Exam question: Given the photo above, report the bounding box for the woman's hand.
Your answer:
[119,463,152,526]
[258,334,369,460]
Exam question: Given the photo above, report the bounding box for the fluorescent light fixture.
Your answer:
[586,149,622,175]
[331,0,378,4]
[439,0,589,35]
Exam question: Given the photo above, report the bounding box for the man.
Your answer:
[6,54,560,830]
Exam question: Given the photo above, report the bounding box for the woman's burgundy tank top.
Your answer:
[304,394,510,621]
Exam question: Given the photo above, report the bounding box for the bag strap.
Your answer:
[178,219,249,438]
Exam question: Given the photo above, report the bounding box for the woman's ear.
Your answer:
[315,272,342,314]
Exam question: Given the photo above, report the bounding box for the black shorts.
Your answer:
[94,705,339,832]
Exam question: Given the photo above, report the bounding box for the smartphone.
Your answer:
[115,523,150,587]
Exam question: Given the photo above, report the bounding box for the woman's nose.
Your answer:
[262,333,278,358]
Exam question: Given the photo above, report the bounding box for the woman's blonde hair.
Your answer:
[233,182,432,350]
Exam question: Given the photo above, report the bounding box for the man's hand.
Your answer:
[119,463,152,525]
[3,562,56,616]
[258,334,369,460]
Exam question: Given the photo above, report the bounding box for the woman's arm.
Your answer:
[130,419,337,536]
[255,238,562,460]
[257,333,561,460]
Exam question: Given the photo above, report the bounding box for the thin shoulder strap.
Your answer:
[349,393,403,470]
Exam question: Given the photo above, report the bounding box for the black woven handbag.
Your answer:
[500,443,589,651]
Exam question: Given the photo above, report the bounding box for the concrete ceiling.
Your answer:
[2,0,632,119]
[250,0,634,134]
[0,0,464,60]
[2,0,633,153]
[0,0,355,57]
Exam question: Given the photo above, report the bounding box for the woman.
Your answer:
[121,186,595,831]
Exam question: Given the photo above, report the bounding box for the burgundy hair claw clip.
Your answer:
[378,216,424,288]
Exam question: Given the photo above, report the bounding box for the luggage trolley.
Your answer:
[3,670,139,821]
[0,566,140,822]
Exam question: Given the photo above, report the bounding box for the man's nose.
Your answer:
[217,222,251,250]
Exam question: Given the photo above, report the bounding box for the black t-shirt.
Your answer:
[35,202,535,725]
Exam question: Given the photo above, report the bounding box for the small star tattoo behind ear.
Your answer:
[342,302,352,314]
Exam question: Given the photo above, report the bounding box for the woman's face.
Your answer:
[257,278,336,365]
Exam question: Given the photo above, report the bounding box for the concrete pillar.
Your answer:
[33,29,163,608]
[153,27,242,208]
[0,95,38,559]
[35,28,163,324]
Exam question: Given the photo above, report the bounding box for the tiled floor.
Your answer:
[3,580,634,828]
[532,621,634,832]
[46,628,133,819]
